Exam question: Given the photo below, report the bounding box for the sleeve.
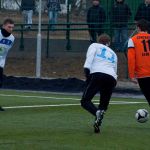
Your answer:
[84,44,96,71]
[100,7,106,23]
[128,38,134,49]
[87,9,90,23]
[109,6,114,22]
[21,0,23,10]
[10,36,15,48]
[126,4,132,20]
[114,56,118,74]
[127,39,136,79]
[135,4,142,21]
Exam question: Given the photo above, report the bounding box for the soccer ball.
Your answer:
[135,109,149,123]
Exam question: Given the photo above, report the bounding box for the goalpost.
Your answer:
[36,0,42,78]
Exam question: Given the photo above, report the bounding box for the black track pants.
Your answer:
[81,73,116,116]
[138,77,150,105]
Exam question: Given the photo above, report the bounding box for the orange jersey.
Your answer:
[128,32,150,79]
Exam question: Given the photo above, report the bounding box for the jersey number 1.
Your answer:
[98,48,115,63]
[142,40,150,52]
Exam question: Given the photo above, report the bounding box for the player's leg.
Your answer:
[138,77,150,105]
[94,74,116,132]
[81,75,99,116]
[0,67,4,111]
[99,77,116,111]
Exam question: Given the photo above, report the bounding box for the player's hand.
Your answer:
[130,78,138,84]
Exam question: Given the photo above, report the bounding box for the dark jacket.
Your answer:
[21,0,35,11]
[87,5,106,28]
[135,3,150,22]
[47,0,61,11]
[110,1,131,27]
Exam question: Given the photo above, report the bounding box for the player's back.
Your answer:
[130,32,150,77]
[84,43,118,80]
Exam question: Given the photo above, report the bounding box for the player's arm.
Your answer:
[84,44,96,79]
[114,56,118,75]
[127,38,137,83]
[10,36,15,48]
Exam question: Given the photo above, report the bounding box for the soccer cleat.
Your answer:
[0,106,5,111]
[93,122,100,133]
[93,110,105,133]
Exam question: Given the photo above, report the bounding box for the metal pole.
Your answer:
[20,24,24,50]
[46,24,50,58]
[0,0,1,10]
[36,0,42,78]
[66,0,71,50]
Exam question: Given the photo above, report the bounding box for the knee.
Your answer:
[80,99,88,108]
[80,99,84,106]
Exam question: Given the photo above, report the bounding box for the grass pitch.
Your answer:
[0,90,149,150]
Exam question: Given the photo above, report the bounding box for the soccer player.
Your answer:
[128,19,150,106]
[81,34,118,133]
[0,19,15,111]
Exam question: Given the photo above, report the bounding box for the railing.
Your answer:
[13,22,136,57]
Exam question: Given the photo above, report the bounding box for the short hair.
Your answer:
[137,19,149,32]
[3,19,14,25]
[98,34,111,45]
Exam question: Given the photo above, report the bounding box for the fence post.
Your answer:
[46,24,50,58]
[20,24,24,50]
[0,0,1,10]
[66,0,71,50]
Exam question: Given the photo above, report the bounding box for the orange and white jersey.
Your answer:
[128,32,150,79]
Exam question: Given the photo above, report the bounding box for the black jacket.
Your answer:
[87,5,106,27]
[135,3,150,22]
[110,1,131,27]
[47,0,61,11]
[21,0,35,11]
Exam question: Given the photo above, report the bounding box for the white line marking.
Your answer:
[0,94,80,100]
[0,94,145,103]
[3,101,147,109]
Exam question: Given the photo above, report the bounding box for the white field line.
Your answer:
[0,94,80,101]
[0,94,145,103]
[0,93,147,109]
[3,101,147,109]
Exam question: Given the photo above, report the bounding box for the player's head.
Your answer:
[98,34,111,46]
[92,0,100,6]
[2,19,14,36]
[137,19,149,32]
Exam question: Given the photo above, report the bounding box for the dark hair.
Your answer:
[3,18,14,25]
[137,19,149,32]
[98,34,111,45]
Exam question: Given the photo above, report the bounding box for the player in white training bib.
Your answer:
[0,19,15,111]
[81,34,118,133]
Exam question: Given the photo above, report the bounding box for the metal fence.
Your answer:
[14,22,136,53]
